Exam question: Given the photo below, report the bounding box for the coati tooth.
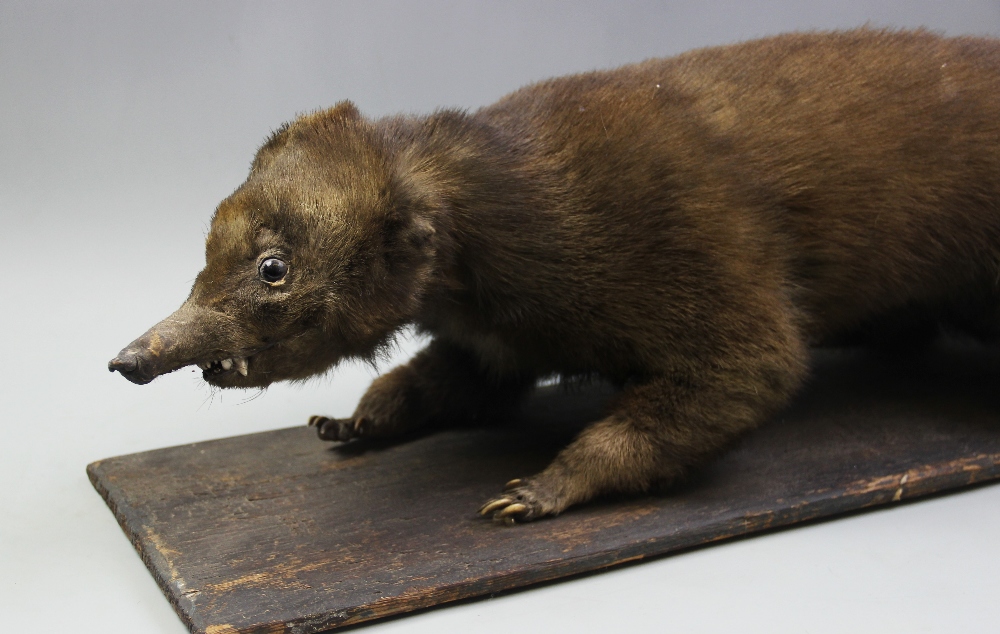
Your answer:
[235,357,248,376]
[198,362,211,370]
[220,358,233,370]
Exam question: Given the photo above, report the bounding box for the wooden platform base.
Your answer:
[89,344,1000,634]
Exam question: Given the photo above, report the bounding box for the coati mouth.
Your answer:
[196,340,282,384]
[197,341,284,385]
[198,355,249,377]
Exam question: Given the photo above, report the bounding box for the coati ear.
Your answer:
[250,101,363,174]
[383,194,437,254]
[382,168,441,262]
[289,100,365,141]
[251,122,292,174]
[401,213,436,249]
[307,100,362,128]
[325,100,362,122]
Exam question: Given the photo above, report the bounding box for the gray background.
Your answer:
[3,1,1000,632]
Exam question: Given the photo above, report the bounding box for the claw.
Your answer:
[495,503,527,518]
[315,422,332,440]
[479,498,513,516]
[308,415,324,427]
[504,478,523,490]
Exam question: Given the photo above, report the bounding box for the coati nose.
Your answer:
[108,352,137,374]
[108,350,154,385]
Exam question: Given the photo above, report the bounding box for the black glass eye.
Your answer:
[259,258,288,283]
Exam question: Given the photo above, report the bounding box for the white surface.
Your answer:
[2,2,999,632]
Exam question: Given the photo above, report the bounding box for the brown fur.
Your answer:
[110,28,1000,522]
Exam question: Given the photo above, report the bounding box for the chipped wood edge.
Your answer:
[87,461,205,634]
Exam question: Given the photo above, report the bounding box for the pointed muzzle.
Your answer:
[108,302,235,385]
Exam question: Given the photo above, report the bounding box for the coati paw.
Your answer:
[309,415,370,442]
[478,478,558,525]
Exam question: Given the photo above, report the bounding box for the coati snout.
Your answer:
[111,28,1000,523]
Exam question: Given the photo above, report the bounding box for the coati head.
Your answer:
[109,101,440,387]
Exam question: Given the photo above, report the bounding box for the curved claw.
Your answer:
[353,417,369,434]
[311,416,359,442]
[308,415,326,427]
[479,497,513,516]
[495,503,527,518]
[504,478,523,490]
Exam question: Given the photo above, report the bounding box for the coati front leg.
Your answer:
[311,338,533,442]
[481,330,808,523]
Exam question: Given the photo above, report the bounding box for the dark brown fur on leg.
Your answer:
[313,339,533,442]
[483,313,809,522]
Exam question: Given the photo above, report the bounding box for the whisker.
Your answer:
[238,388,268,405]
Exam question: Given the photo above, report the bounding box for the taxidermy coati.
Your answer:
[109,28,1000,523]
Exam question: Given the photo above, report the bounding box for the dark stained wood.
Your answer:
[89,342,1000,634]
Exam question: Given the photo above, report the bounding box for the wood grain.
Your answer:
[89,343,1000,633]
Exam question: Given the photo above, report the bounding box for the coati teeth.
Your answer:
[198,356,249,376]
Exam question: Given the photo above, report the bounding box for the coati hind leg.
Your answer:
[481,324,808,523]
[311,338,533,442]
